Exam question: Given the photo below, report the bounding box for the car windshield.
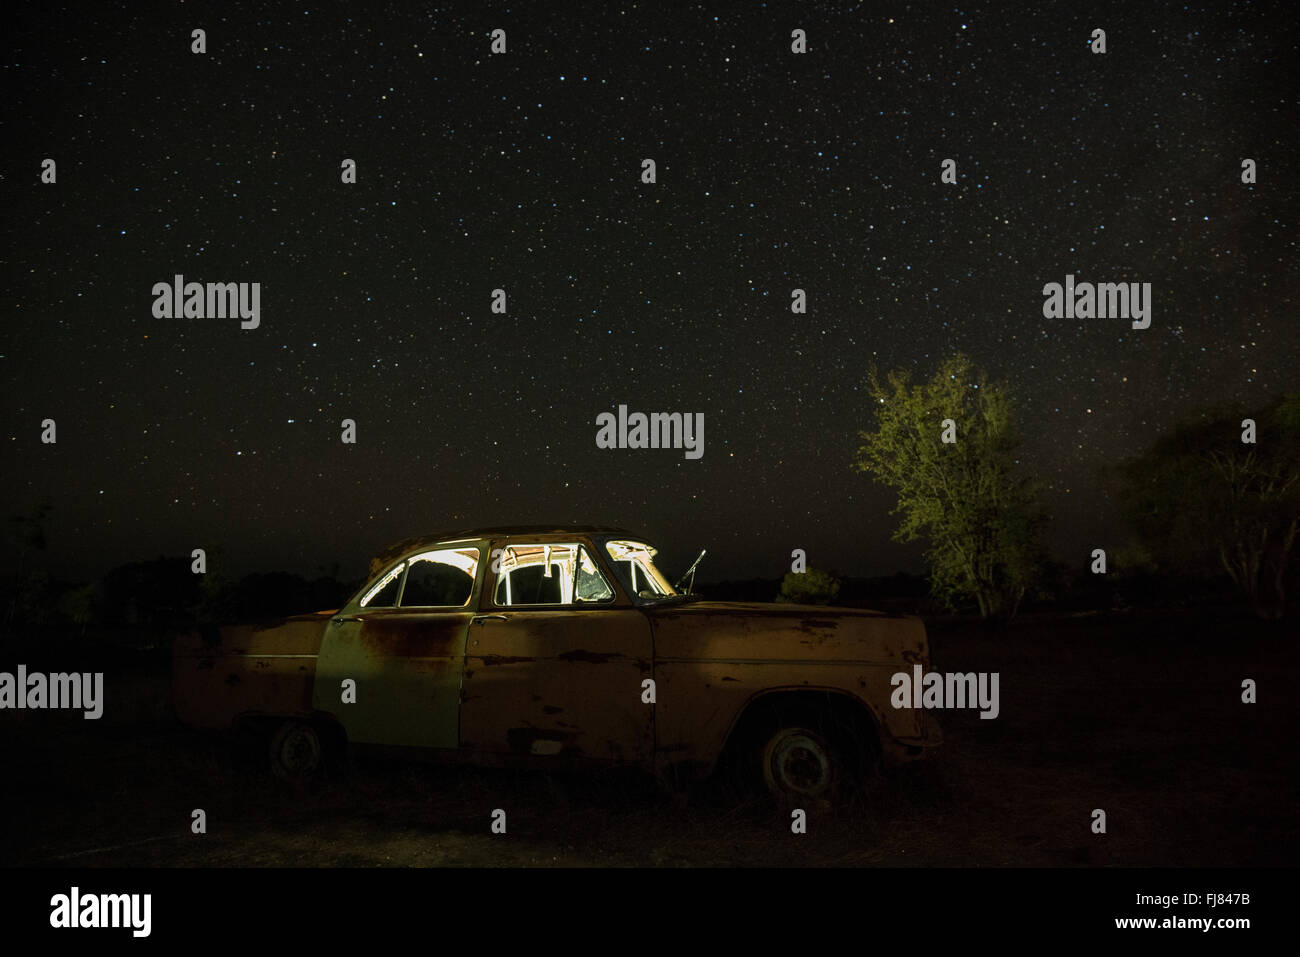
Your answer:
[603,539,681,601]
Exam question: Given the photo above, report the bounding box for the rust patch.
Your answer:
[480,655,534,666]
[556,649,623,664]
[721,676,739,682]
[197,659,214,670]
[542,705,564,715]
[902,649,923,664]
[358,617,468,658]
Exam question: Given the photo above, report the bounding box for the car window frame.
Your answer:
[597,536,678,605]
[396,546,484,609]
[487,538,630,609]
[345,538,489,613]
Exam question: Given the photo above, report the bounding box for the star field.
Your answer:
[3,1,1297,582]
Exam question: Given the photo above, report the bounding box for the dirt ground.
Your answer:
[2,607,1296,867]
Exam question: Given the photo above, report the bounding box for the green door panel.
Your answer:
[314,609,470,748]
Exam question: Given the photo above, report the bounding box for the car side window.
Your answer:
[498,562,564,605]
[400,548,480,607]
[604,540,674,599]
[574,546,614,602]
[493,543,614,606]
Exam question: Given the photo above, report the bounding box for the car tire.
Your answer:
[268,719,324,783]
[759,725,843,806]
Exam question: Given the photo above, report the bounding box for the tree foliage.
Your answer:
[776,567,841,605]
[852,354,1046,620]
[1114,393,1300,619]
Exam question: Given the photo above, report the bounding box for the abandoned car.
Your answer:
[172,526,940,803]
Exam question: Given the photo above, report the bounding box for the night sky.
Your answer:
[3,1,1297,585]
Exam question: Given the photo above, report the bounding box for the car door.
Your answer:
[313,542,485,749]
[459,538,654,767]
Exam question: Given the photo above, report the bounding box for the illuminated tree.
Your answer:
[853,355,1046,620]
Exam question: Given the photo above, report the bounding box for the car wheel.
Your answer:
[269,719,323,782]
[760,725,841,804]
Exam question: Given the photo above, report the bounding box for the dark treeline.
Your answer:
[5,375,1297,635]
[699,561,1249,617]
[2,553,357,635]
[0,546,1278,640]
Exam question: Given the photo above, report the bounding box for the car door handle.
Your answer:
[472,615,508,625]
[331,615,361,626]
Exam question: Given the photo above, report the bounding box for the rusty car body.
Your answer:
[172,526,941,802]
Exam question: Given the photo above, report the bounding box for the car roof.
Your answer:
[371,525,650,569]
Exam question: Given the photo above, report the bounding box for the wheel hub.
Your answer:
[770,731,830,796]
